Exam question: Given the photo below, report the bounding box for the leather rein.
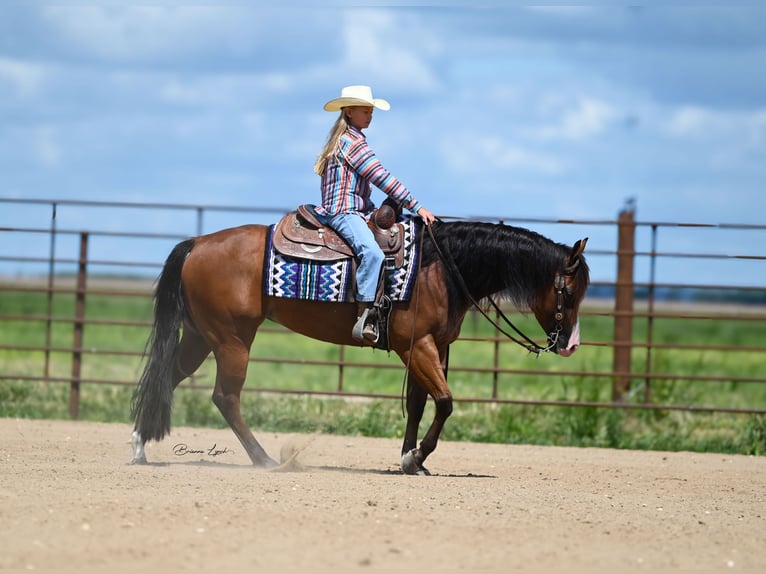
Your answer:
[424,223,573,356]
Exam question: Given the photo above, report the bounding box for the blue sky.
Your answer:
[1,4,765,286]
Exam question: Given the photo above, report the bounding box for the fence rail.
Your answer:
[2,197,765,417]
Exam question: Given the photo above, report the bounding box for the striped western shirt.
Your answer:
[315,125,422,218]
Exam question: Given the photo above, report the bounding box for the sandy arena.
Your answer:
[1,417,764,570]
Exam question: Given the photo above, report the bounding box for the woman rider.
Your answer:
[313,85,435,342]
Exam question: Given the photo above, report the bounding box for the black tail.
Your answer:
[130,238,195,442]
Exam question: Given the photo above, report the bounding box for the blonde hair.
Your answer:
[313,111,348,175]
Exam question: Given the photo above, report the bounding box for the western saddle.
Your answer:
[272,203,405,268]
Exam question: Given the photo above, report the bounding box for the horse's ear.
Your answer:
[566,237,588,270]
[574,237,588,257]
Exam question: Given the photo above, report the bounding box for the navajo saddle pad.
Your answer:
[264,216,419,303]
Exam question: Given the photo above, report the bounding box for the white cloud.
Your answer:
[526,6,597,17]
[35,126,62,167]
[42,5,257,61]
[753,110,766,146]
[662,104,766,163]
[528,97,618,141]
[664,105,766,142]
[0,58,45,97]
[157,75,255,106]
[664,105,716,137]
[340,11,442,93]
[441,134,567,175]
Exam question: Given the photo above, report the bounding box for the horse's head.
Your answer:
[533,238,589,357]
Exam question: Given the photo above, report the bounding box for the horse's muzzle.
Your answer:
[556,320,581,357]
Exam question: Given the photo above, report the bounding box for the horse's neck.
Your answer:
[450,227,555,303]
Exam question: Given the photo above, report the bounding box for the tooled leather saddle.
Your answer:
[272,203,405,268]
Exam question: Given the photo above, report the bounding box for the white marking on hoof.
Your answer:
[131,431,147,464]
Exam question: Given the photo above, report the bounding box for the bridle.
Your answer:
[464,272,569,356]
[425,224,576,356]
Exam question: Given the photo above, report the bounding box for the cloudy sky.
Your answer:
[1,4,764,285]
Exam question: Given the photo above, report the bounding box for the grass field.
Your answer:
[1,284,765,455]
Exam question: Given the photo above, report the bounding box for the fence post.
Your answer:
[44,202,57,379]
[612,204,635,401]
[644,224,658,402]
[70,232,88,419]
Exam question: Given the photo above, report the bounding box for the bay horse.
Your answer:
[130,218,589,474]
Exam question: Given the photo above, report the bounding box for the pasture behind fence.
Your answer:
[1,197,765,417]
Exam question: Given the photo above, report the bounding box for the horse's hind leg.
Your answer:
[174,326,212,386]
[131,327,211,464]
[212,342,277,468]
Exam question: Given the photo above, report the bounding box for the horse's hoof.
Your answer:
[401,450,430,476]
[130,431,147,465]
[256,456,280,469]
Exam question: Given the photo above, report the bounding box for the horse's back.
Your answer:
[181,224,271,327]
[192,223,269,261]
[197,223,268,244]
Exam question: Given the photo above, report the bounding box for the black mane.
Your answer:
[419,220,588,334]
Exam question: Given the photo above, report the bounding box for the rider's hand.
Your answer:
[417,206,436,226]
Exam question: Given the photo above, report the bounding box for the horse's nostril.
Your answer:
[558,344,579,358]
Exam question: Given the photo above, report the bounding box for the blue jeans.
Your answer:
[315,211,384,302]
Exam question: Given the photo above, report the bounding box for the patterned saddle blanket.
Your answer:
[264,216,420,303]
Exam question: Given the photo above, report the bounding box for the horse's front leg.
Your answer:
[397,337,452,475]
[401,378,427,463]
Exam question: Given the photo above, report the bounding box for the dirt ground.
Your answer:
[1,418,764,571]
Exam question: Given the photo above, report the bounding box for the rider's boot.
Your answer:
[352,301,379,343]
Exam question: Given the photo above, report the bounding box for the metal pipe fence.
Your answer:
[1,197,765,417]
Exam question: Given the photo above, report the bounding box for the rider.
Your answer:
[313,85,435,343]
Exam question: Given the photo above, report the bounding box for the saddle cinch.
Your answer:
[273,203,405,268]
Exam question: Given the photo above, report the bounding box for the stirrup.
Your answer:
[352,307,379,343]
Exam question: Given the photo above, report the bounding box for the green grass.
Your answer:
[1,287,765,455]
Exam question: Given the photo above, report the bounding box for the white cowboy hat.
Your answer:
[323,85,391,112]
